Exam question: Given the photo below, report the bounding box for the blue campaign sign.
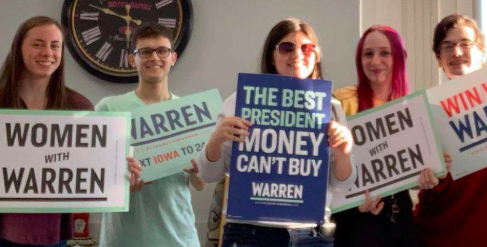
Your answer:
[227,73,332,224]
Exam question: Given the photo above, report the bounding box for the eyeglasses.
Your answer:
[134,46,172,58]
[439,40,475,53]
[275,42,316,55]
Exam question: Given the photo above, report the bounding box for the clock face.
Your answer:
[62,0,193,83]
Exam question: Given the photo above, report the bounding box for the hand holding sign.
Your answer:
[418,169,439,190]
[419,153,451,188]
[328,120,354,182]
[328,120,353,155]
[127,157,148,193]
[439,152,452,179]
[128,157,155,193]
[184,159,205,191]
[358,190,384,215]
[206,116,252,162]
[130,179,154,193]
[184,159,200,174]
[215,116,252,143]
[128,157,142,181]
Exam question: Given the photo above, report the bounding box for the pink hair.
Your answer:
[356,25,409,112]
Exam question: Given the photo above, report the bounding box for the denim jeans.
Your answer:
[221,223,334,247]
[0,239,67,247]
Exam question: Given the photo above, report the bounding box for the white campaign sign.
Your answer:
[427,67,487,180]
[331,92,445,213]
[0,110,130,213]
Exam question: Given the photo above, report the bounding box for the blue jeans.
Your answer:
[0,239,67,247]
[221,223,334,247]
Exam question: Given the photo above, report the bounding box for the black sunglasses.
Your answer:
[275,42,316,54]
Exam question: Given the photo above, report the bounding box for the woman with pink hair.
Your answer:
[332,25,437,247]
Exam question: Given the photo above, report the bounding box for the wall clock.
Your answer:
[62,0,193,83]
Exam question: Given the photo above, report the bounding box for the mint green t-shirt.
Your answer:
[97,91,200,247]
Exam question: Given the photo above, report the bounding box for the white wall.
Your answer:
[0,0,360,245]
[360,0,403,34]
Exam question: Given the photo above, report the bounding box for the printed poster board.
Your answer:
[331,91,445,212]
[427,67,487,179]
[227,73,331,223]
[0,110,131,213]
[130,89,222,181]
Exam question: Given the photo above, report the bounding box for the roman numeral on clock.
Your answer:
[158,18,176,28]
[119,49,129,68]
[96,42,113,62]
[155,0,173,9]
[80,12,100,21]
[81,26,101,46]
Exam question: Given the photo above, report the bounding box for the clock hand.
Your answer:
[89,3,142,49]
[125,29,131,49]
[124,4,143,25]
[132,19,142,26]
[125,4,131,49]
[89,4,142,25]
[89,4,127,20]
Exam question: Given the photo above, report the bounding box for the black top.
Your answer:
[332,191,419,247]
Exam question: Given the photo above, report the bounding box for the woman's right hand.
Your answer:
[212,116,252,145]
[206,116,252,162]
[358,189,384,215]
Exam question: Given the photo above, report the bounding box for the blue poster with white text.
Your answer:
[227,73,332,224]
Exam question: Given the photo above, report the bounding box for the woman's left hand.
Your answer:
[328,120,353,155]
[358,190,384,215]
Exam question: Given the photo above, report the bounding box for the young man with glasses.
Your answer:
[414,14,487,247]
[96,22,204,247]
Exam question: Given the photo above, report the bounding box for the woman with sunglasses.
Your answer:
[0,16,93,247]
[198,18,356,247]
[331,25,439,247]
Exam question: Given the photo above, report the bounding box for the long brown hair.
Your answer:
[0,16,66,109]
[260,18,323,79]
